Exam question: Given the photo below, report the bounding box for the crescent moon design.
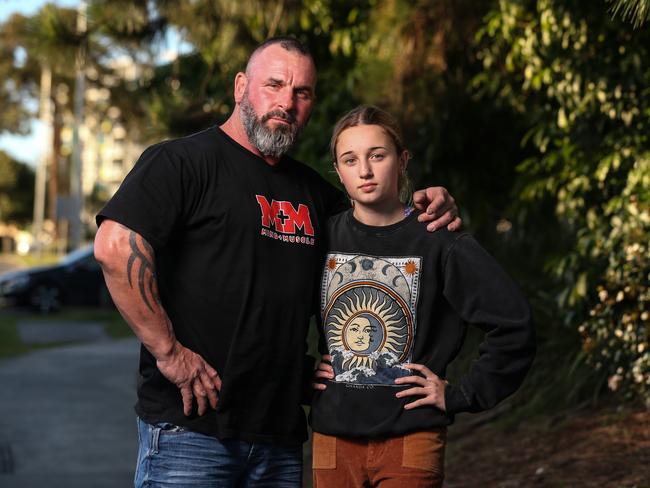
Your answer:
[346,261,357,273]
[333,271,343,286]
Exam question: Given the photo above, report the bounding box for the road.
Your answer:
[0,337,140,487]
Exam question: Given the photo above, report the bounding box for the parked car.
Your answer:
[0,245,112,313]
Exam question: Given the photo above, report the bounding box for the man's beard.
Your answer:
[240,93,303,158]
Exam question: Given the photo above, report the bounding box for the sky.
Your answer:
[0,0,78,19]
[0,0,189,167]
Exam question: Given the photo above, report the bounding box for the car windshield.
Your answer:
[60,246,94,266]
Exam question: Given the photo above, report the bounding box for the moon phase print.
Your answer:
[321,253,422,385]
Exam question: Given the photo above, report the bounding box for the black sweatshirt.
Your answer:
[309,209,536,438]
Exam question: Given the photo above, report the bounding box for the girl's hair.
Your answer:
[330,105,412,204]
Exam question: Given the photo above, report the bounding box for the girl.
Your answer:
[310,105,535,487]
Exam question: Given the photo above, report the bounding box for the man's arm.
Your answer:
[94,219,221,416]
[413,186,462,232]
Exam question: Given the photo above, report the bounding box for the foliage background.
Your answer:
[1,0,648,408]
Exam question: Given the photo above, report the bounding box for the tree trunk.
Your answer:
[48,98,62,237]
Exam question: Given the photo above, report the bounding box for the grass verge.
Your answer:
[0,306,133,359]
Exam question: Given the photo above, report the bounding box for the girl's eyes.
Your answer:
[339,152,387,165]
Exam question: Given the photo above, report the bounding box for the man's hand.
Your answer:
[312,354,334,391]
[394,363,447,412]
[156,341,222,416]
[413,187,462,232]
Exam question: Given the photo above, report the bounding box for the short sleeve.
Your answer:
[96,143,188,250]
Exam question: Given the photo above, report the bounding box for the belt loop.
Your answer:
[150,424,161,455]
[245,441,255,463]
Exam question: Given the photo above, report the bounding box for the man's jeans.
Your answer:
[135,418,302,487]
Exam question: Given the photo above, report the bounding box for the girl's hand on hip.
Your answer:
[312,354,334,390]
[394,363,447,412]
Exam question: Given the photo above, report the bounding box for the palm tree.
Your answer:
[0,7,81,243]
[1,1,167,247]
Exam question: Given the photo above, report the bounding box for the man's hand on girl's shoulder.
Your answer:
[413,187,462,232]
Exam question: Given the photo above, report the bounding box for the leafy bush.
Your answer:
[474,0,650,401]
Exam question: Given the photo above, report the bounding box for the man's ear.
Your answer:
[234,72,247,103]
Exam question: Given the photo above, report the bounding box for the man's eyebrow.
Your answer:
[295,84,314,93]
[264,78,313,93]
[265,77,284,84]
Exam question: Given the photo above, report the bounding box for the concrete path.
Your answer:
[18,320,110,344]
[0,337,140,487]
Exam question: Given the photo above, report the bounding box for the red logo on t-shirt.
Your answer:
[255,195,315,245]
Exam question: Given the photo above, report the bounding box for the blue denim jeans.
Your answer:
[135,418,303,487]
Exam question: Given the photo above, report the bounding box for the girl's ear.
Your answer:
[399,150,410,174]
[333,162,343,183]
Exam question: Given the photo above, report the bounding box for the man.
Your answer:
[94,37,460,487]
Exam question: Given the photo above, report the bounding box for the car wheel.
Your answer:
[30,283,62,313]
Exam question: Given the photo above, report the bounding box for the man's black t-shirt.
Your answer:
[97,126,345,445]
[310,210,535,438]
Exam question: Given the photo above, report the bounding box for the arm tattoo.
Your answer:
[125,230,161,313]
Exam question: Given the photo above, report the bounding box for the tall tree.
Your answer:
[1,6,83,225]
[474,0,650,401]
[0,1,167,232]
[0,151,35,224]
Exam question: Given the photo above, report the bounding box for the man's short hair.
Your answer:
[245,36,313,74]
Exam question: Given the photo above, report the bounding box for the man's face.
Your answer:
[238,45,316,158]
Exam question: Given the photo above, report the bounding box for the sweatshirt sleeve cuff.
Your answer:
[445,383,471,415]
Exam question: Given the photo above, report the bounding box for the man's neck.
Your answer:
[220,112,281,166]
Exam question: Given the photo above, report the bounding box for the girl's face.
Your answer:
[334,124,408,210]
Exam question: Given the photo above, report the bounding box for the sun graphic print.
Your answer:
[325,283,412,371]
[321,253,422,385]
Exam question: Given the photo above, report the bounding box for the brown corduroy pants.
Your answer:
[312,429,446,488]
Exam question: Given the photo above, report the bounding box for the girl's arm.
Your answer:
[442,234,536,415]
